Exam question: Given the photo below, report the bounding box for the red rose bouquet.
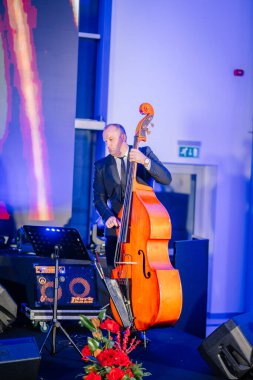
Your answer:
[79,310,151,380]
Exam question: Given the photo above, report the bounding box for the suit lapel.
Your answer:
[107,155,120,184]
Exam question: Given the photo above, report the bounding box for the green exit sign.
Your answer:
[179,146,200,158]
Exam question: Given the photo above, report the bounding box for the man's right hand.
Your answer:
[106,216,120,228]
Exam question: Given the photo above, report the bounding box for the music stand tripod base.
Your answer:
[40,318,82,356]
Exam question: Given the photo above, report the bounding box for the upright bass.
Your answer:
[110,103,182,332]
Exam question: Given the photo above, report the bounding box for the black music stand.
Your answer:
[39,245,82,356]
[18,225,90,260]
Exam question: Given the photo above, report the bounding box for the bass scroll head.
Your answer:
[135,103,154,143]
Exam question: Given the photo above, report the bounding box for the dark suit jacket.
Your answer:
[93,145,172,236]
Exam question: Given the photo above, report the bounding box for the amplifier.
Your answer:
[34,264,99,308]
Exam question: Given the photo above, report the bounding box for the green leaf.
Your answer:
[131,367,144,378]
[98,308,107,321]
[80,315,96,332]
[87,337,100,351]
[131,363,152,378]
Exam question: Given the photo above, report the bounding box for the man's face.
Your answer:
[103,125,126,157]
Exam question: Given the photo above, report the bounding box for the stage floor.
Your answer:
[0,315,226,380]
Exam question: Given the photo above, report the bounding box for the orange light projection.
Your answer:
[69,0,79,28]
[6,0,53,220]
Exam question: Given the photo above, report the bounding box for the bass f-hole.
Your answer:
[138,249,151,279]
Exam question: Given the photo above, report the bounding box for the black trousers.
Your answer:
[104,235,118,276]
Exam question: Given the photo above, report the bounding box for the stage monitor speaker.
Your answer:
[0,285,17,333]
[198,313,253,379]
[0,336,40,380]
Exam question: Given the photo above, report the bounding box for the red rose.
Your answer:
[85,372,102,380]
[97,349,131,367]
[113,351,131,367]
[100,318,120,334]
[106,367,125,380]
[81,345,92,362]
[97,348,116,366]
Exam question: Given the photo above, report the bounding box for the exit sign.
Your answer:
[179,146,200,158]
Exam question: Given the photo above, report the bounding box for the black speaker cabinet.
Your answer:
[199,313,253,379]
[0,336,40,380]
[0,285,17,333]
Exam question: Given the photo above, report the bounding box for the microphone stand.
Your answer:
[39,245,82,356]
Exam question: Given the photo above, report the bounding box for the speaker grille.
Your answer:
[34,264,99,307]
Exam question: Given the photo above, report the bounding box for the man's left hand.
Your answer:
[129,148,146,165]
